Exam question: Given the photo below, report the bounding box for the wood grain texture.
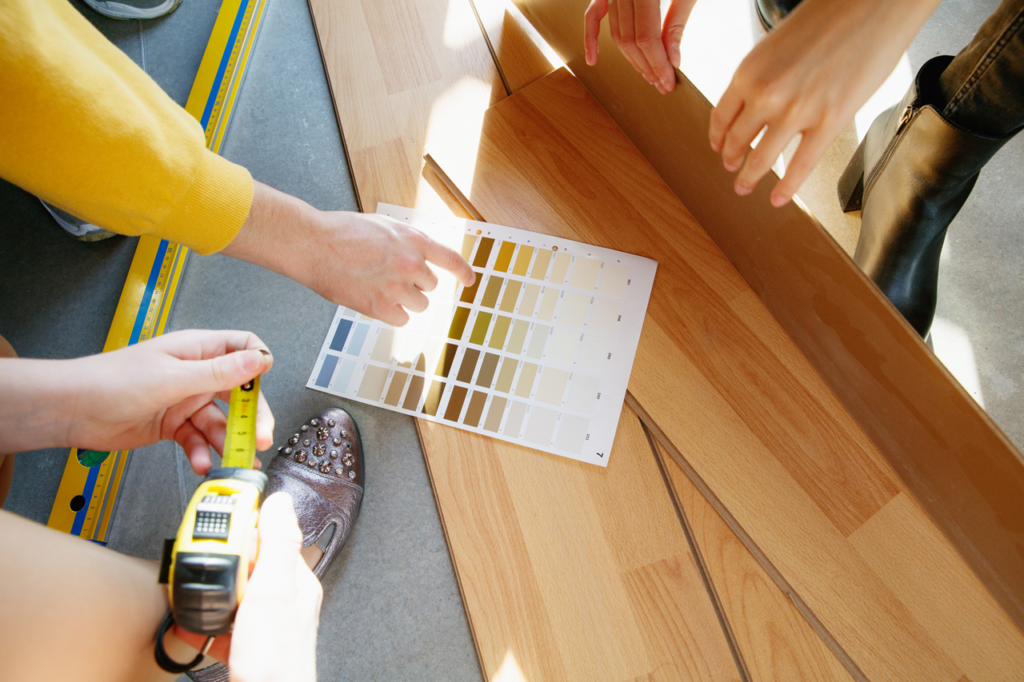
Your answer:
[512,0,1024,632]
[471,0,557,93]
[419,405,740,681]
[310,4,744,678]
[307,0,504,212]
[426,67,1024,680]
[659,441,855,682]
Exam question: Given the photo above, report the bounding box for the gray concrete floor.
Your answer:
[681,0,1024,452]
[0,1,480,680]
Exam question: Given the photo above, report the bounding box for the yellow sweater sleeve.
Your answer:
[0,0,253,255]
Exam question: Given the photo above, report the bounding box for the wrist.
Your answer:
[221,181,325,286]
[0,358,78,452]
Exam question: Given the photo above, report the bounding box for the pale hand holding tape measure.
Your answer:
[156,375,267,672]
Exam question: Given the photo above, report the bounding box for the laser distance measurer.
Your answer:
[155,376,267,673]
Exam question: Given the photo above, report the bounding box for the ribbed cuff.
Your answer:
[158,149,254,255]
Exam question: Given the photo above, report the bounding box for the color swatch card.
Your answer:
[307,204,657,466]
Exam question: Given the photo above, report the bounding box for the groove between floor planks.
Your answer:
[310,1,746,678]
[417,407,741,681]
[424,67,1024,680]
[653,434,856,682]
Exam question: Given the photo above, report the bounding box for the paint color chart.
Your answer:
[307,205,657,466]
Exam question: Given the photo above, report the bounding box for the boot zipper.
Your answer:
[896,104,916,134]
[865,104,917,196]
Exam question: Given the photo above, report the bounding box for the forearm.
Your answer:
[0,0,252,254]
[0,358,77,453]
[220,181,322,287]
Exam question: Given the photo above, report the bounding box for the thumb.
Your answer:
[662,0,694,69]
[252,492,304,582]
[188,349,270,396]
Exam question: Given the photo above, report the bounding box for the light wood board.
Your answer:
[307,0,506,213]
[512,0,1024,631]
[657,440,855,682]
[419,403,741,681]
[309,2,745,679]
[425,67,1024,680]
[471,0,558,93]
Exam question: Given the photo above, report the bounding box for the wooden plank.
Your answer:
[470,0,558,93]
[511,0,1024,631]
[419,404,741,681]
[307,0,505,212]
[309,3,740,678]
[425,67,1024,679]
[848,491,1024,682]
[657,439,855,682]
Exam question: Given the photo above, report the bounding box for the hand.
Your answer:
[709,0,941,206]
[0,329,275,474]
[230,493,321,682]
[306,211,476,326]
[223,182,476,327]
[584,0,697,94]
[175,493,322,682]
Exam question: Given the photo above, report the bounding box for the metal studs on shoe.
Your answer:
[274,409,361,486]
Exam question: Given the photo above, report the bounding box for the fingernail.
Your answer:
[709,139,721,153]
[771,192,788,207]
[723,158,740,172]
[240,349,261,372]
[734,182,752,196]
[660,77,673,92]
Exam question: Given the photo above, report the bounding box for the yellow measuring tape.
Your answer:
[47,0,270,542]
[222,376,261,470]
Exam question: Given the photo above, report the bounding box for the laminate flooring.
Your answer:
[308,0,1024,677]
[425,67,1024,680]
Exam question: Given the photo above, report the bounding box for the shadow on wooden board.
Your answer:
[512,0,1024,633]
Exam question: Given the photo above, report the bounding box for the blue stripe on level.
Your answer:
[200,0,251,130]
[129,239,169,346]
[70,463,101,536]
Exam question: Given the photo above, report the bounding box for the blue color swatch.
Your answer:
[347,323,370,356]
[315,354,339,387]
[329,319,354,352]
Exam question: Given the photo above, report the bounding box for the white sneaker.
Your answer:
[41,201,118,242]
[82,0,182,20]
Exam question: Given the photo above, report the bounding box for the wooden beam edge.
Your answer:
[423,154,486,220]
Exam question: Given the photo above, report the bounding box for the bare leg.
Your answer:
[0,334,16,508]
[0,510,201,682]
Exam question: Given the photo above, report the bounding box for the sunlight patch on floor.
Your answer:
[931,316,986,407]
[491,650,530,682]
[855,54,914,142]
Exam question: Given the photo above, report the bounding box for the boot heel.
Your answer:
[837,137,866,212]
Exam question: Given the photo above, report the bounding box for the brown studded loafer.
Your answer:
[264,406,365,579]
[186,407,364,682]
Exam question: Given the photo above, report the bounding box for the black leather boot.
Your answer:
[755,0,802,31]
[838,56,1018,338]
